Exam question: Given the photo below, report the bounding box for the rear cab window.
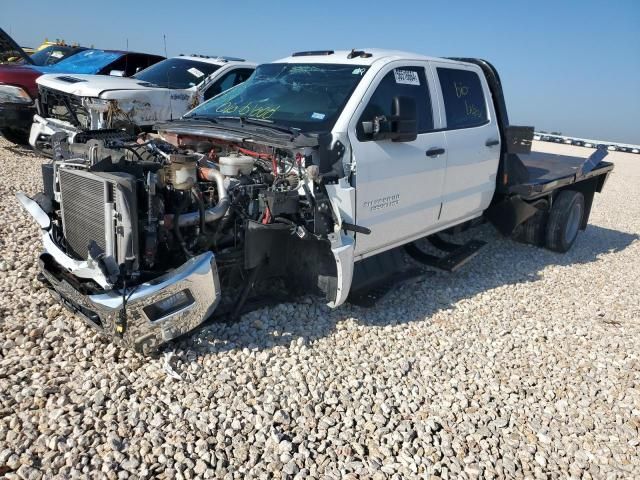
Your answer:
[436,67,488,129]
[203,68,255,101]
[357,66,434,140]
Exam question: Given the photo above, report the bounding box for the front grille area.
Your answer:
[57,168,138,267]
[39,86,90,129]
[59,169,108,259]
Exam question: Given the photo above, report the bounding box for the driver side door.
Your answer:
[349,63,447,258]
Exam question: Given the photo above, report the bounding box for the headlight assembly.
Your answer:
[0,84,33,104]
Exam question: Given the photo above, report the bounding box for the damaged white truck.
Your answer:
[29,54,255,151]
[17,49,613,353]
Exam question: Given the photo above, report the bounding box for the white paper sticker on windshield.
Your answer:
[311,112,326,120]
[352,68,366,76]
[394,69,420,86]
[187,67,205,78]
[50,51,64,59]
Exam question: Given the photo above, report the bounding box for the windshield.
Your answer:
[29,45,84,66]
[133,58,220,89]
[185,63,369,132]
[46,49,123,74]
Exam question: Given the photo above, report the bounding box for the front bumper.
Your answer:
[40,250,220,353]
[0,102,35,133]
[18,194,221,353]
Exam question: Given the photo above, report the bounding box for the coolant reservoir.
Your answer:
[166,154,198,190]
[218,152,255,177]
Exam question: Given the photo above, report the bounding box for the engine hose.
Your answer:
[174,192,193,259]
[164,167,229,228]
[273,216,296,228]
[237,147,273,160]
[191,187,206,235]
[214,210,235,249]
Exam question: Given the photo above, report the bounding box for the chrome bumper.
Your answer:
[39,250,221,353]
[18,192,221,353]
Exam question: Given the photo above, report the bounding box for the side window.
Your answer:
[99,55,160,77]
[125,54,160,76]
[203,68,254,101]
[436,67,488,129]
[100,56,128,76]
[357,66,433,140]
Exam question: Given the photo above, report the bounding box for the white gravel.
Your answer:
[0,137,639,479]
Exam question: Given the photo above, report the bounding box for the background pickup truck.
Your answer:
[17,49,613,353]
[29,55,256,151]
[0,27,163,145]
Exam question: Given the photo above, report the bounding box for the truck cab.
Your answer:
[323,51,502,258]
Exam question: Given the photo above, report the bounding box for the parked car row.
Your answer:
[534,132,640,154]
[30,54,255,151]
[0,29,165,144]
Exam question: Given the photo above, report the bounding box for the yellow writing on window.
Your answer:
[215,102,281,120]
[464,100,482,118]
[454,82,469,98]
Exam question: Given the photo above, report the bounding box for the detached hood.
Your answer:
[0,28,33,65]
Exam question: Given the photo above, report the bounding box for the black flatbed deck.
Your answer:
[509,148,614,199]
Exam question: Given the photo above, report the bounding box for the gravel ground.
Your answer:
[0,137,639,479]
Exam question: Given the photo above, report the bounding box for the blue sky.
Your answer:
[3,0,639,143]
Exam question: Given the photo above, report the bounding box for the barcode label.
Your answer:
[394,69,420,85]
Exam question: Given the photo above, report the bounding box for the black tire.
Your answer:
[545,190,585,253]
[0,127,29,145]
[516,207,548,246]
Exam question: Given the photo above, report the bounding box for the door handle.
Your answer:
[426,147,445,157]
[485,139,500,147]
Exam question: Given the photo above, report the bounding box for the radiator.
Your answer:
[58,168,138,267]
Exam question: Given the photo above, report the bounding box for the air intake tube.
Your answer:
[164,167,229,228]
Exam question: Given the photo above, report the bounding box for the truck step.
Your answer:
[405,238,486,272]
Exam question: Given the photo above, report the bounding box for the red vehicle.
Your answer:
[0,29,163,144]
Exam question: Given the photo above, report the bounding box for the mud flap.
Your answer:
[328,235,354,308]
[485,196,540,236]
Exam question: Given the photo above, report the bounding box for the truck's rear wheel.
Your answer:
[545,190,584,252]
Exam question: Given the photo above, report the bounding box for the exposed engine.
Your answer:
[39,133,339,311]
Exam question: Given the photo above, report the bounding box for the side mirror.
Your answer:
[109,70,125,77]
[360,96,418,142]
[388,96,417,142]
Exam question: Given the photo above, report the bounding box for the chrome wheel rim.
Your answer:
[565,202,582,242]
